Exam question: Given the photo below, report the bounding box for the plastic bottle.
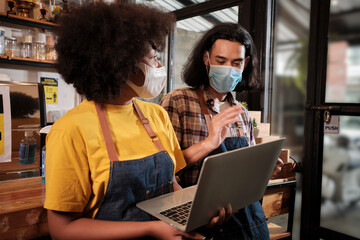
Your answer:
[41,145,46,183]
[19,131,37,164]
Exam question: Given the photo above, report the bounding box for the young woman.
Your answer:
[44,3,230,240]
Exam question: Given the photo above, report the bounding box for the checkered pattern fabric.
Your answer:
[160,87,256,187]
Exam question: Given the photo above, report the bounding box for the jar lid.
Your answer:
[6,36,16,41]
[25,131,34,137]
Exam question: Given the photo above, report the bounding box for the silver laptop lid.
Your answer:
[185,138,285,231]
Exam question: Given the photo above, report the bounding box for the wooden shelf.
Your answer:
[268,222,291,240]
[0,12,59,30]
[0,150,41,181]
[0,55,56,68]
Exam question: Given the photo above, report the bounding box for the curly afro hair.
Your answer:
[182,23,259,92]
[55,2,175,103]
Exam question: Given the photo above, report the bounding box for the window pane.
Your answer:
[271,0,310,162]
[325,0,360,103]
[136,0,206,11]
[173,7,238,89]
[321,116,360,238]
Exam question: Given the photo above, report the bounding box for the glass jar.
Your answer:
[11,29,23,57]
[0,29,5,55]
[45,44,56,61]
[45,32,55,47]
[22,29,33,44]
[33,42,45,60]
[23,42,32,58]
[5,37,16,58]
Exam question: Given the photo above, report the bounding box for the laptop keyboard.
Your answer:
[159,201,193,225]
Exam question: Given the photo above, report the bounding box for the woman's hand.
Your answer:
[205,105,243,150]
[150,221,205,240]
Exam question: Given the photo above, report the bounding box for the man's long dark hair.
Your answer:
[182,23,259,91]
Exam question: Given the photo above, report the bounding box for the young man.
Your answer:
[160,23,283,239]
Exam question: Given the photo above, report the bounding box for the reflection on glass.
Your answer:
[271,0,310,161]
[133,2,238,102]
[173,7,238,89]
[321,116,360,238]
[136,0,211,11]
[0,81,42,181]
[325,0,360,103]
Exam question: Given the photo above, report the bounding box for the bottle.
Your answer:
[5,36,16,58]
[19,131,37,164]
[41,145,46,183]
[45,32,56,60]
[0,28,5,55]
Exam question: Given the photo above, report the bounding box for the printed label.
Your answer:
[41,77,58,104]
[324,115,340,134]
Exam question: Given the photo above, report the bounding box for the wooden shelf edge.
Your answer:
[0,12,60,28]
[0,55,56,68]
[268,177,296,185]
[268,222,291,240]
[0,55,56,64]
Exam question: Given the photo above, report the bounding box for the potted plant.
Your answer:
[253,118,260,138]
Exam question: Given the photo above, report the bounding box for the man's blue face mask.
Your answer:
[207,53,243,93]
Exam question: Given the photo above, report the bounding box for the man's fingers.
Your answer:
[207,215,219,228]
[218,208,226,224]
[225,203,232,221]
[182,231,206,239]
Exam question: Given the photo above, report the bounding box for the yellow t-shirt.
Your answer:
[44,98,186,218]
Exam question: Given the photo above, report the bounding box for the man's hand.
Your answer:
[271,158,284,178]
[206,203,232,228]
[206,105,243,150]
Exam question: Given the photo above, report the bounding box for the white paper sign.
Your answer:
[0,86,12,162]
[324,115,340,134]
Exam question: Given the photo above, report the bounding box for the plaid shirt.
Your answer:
[160,87,255,187]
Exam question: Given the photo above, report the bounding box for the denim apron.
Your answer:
[93,102,174,238]
[196,90,269,240]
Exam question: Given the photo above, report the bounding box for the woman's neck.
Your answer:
[103,83,136,105]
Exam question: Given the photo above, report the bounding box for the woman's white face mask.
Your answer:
[127,62,167,99]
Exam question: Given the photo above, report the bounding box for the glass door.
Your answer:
[301,0,360,239]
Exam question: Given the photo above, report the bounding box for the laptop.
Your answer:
[137,138,286,232]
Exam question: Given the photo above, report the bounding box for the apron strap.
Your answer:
[133,100,165,152]
[95,100,166,162]
[95,103,119,162]
[196,89,212,132]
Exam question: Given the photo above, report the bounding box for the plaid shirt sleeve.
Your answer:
[159,90,183,147]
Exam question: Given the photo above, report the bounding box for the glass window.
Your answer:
[136,0,210,10]
[270,0,310,162]
[325,0,360,103]
[134,1,238,102]
[321,116,360,238]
